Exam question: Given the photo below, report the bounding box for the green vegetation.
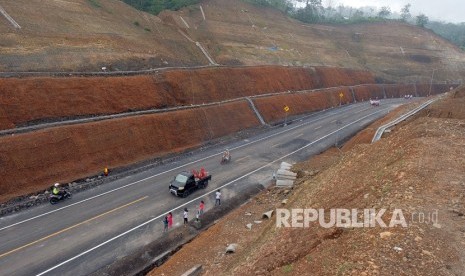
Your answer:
[122,0,200,15]
[243,0,293,13]
[337,262,356,275]
[282,264,293,273]
[244,0,465,50]
[416,14,429,27]
[87,0,102,8]
[428,21,465,50]
[133,21,140,26]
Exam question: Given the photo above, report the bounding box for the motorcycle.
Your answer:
[50,190,72,205]
[220,154,231,165]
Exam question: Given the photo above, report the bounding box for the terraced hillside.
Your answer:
[1,0,465,81]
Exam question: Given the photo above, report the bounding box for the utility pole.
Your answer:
[428,69,436,96]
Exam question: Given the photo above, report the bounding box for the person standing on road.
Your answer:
[163,216,169,232]
[183,208,189,226]
[196,200,205,220]
[167,212,173,229]
[215,190,221,206]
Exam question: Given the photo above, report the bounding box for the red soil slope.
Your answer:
[254,83,451,123]
[0,66,374,130]
[0,101,259,202]
[253,87,352,123]
[0,65,452,203]
[352,84,384,101]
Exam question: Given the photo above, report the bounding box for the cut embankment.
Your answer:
[0,101,259,203]
[0,66,375,130]
[254,83,454,123]
[253,87,352,123]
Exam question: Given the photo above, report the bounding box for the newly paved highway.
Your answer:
[0,99,413,275]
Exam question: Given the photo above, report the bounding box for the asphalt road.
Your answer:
[0,98,414,275]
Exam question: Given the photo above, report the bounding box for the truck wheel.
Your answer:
[183,190,190,198]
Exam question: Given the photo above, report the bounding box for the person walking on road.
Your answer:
[183,208,189,226]
[167,212,173,229]
[215,190,221,206]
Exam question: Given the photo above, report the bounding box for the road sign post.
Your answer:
[339,92,344,106]
[283,105,290,126]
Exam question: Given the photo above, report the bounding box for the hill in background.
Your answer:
[0,0,465,82]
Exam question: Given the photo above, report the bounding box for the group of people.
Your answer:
[192,167,208,180]
[163,189,222,232]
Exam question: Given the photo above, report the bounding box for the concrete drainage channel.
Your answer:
[90,184,265,276]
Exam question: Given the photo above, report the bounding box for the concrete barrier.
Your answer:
[276,180,295,187]
[275,162,296,187]
[181,265,202,276]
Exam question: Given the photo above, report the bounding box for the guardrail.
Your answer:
[371,97,440,143]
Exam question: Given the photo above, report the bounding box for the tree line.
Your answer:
[122,0,200,15]
[246,0,465,50]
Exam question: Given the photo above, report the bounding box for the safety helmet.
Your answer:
[54,183,60,187]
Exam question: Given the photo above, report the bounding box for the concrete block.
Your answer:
[276,180,294,187]
[276,169,297,177]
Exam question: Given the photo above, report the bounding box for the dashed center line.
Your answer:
[272,143,280,148]
[0,196,148,260]
[314,126,322,130]
[235,156,249,162]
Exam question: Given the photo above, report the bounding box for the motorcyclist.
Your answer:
[222,149,230,162]
[52,183,65,198]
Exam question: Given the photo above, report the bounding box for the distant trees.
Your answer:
[400,4,411,22]
[428,21,465,50]
[122,0,201,15]
[377,6,391,19]
[293,0,324,23]
[416,14,429,27]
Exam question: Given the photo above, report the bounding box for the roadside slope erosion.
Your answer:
[151,86,465,276]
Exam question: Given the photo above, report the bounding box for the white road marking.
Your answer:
[314,126,322,130]
[235,156,249,163]
[36,107,392,276]
[0,103,374,231]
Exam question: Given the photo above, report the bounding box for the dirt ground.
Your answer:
[1,0,465,81]
[149,87,465,276]
[0,66,374,130]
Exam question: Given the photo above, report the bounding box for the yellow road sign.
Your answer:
[284,105,290,112]
[339,93,344,98]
